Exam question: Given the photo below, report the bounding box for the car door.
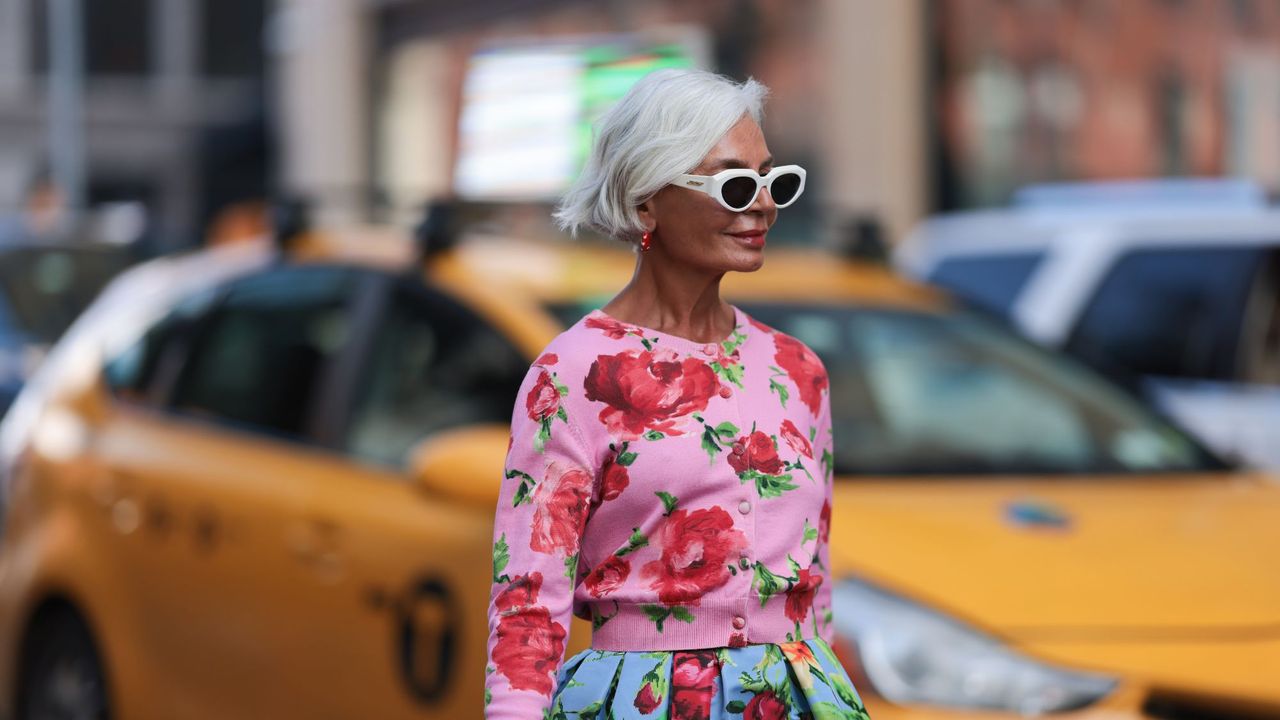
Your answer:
[280,277,566,719]
[93,264,373,719]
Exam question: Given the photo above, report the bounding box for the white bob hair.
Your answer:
[554,69,769,242]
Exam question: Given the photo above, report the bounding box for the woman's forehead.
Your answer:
[699,119,772,172]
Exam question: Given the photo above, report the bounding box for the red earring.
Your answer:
[640,230,653,252]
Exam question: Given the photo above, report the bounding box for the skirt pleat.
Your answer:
[548,638,870,720]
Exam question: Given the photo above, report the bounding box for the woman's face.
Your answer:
[638,115,779,274]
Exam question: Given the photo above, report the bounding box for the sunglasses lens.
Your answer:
[720,177,758,210]
[770,172,802,205]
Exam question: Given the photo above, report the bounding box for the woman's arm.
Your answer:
[485,358,597,719]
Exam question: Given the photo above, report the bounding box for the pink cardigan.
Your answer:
[485,306,835,718]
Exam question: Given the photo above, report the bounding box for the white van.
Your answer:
[898,180,1280,469]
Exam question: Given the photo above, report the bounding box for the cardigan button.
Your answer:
[732,615,746,629]
[701,343,718,355]
[738,500,752,515]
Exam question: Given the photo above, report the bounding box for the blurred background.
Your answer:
[0,1,1278,719]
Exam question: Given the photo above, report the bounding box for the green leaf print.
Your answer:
[710,360,745,388]
[642,604,671,632]
[809,425,817,442]
[615,441,638,466]
[577,701,604,720]
[493,533,511,583]
[811,702,871,720]
[725,700,746,713]
[564,553,578,579]
[670,606,696,623]
[821,449,834,482]
[803,519,818,545]
[722,327,747,354]
[644,429,665,441]
[740,469,798,499]
[484,687,491,706]
[556,405,568,422]
[700,424,723,463]
[787,554,802,576]
[616,527,649,556]
[738,669,770,694]
[507,469,536,507]
[768,378,790,408]
[655,491,679,516]
[713,421,740,441]
[752,562,790,607]
[534,417,553,453]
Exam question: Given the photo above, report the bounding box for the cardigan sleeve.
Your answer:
[814,374,837,648]
[484,357,598,719]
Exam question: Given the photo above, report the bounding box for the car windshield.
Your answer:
[547,301,1223,476]
[0,246,136,343]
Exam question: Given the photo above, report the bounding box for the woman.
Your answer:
[485,69,870,720]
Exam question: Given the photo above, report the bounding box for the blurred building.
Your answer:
[272,0,928,248]
[931,0,1280,209]
[0,0,270,250]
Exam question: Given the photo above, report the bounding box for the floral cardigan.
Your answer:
[485,306,835,719]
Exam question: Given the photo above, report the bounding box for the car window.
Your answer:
[0,247,136,343]
[1066,245,1270,382]
[740,303,1218,476]
[103,287,220,404]
[928,252,1044,319]
[341,282,528,468]
[1238,249,1280,385]
[168,266,358,441]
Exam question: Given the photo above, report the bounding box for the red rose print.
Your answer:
[492,610,566,696]
[583,555,630,597]
[640,506,748,605]
[670,650,718,720]
[784,566,823,625]
[773,333,828,417]
[536,352,559,365]
[634,681,661,714]
[494,571,543,612]
[728,431,785,476]
[818,499,831,544]
[600,455,630,501]
[584,347,719,440]
[780,419,813,459]
[728,632,747,648]
[529,461,593,557]
[586,313,640,340]
[744,689,788,720]
[492,572,566,696]
[525,369,561,422]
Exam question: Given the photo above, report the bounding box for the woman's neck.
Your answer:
[600,253,735,343]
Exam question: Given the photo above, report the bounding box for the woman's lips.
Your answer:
[729,230,767,249]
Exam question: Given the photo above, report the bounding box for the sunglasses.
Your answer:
[670,164,806,212]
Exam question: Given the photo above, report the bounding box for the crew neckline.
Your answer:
[587,304,745,349]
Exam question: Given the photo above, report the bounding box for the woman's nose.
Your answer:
[750,184,778,213]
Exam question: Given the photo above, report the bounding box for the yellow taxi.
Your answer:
[0,231,1275,720]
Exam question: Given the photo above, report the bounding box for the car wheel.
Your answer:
[17,607,110,720]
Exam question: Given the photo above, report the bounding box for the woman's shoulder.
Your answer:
[527,311,614,377]
[739,308,828,370]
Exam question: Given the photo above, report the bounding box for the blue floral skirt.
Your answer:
[549,638,871,720]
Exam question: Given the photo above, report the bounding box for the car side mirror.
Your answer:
[406,424,510,510]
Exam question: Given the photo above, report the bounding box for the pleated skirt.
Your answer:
[548,638,872,720]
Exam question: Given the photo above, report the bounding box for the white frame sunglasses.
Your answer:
[670,164,807,212]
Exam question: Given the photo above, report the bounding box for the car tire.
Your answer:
[16,606,110,720]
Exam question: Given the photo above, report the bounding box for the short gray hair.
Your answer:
[554,69,769,241]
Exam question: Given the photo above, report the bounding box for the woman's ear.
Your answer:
[635,194,658,233]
